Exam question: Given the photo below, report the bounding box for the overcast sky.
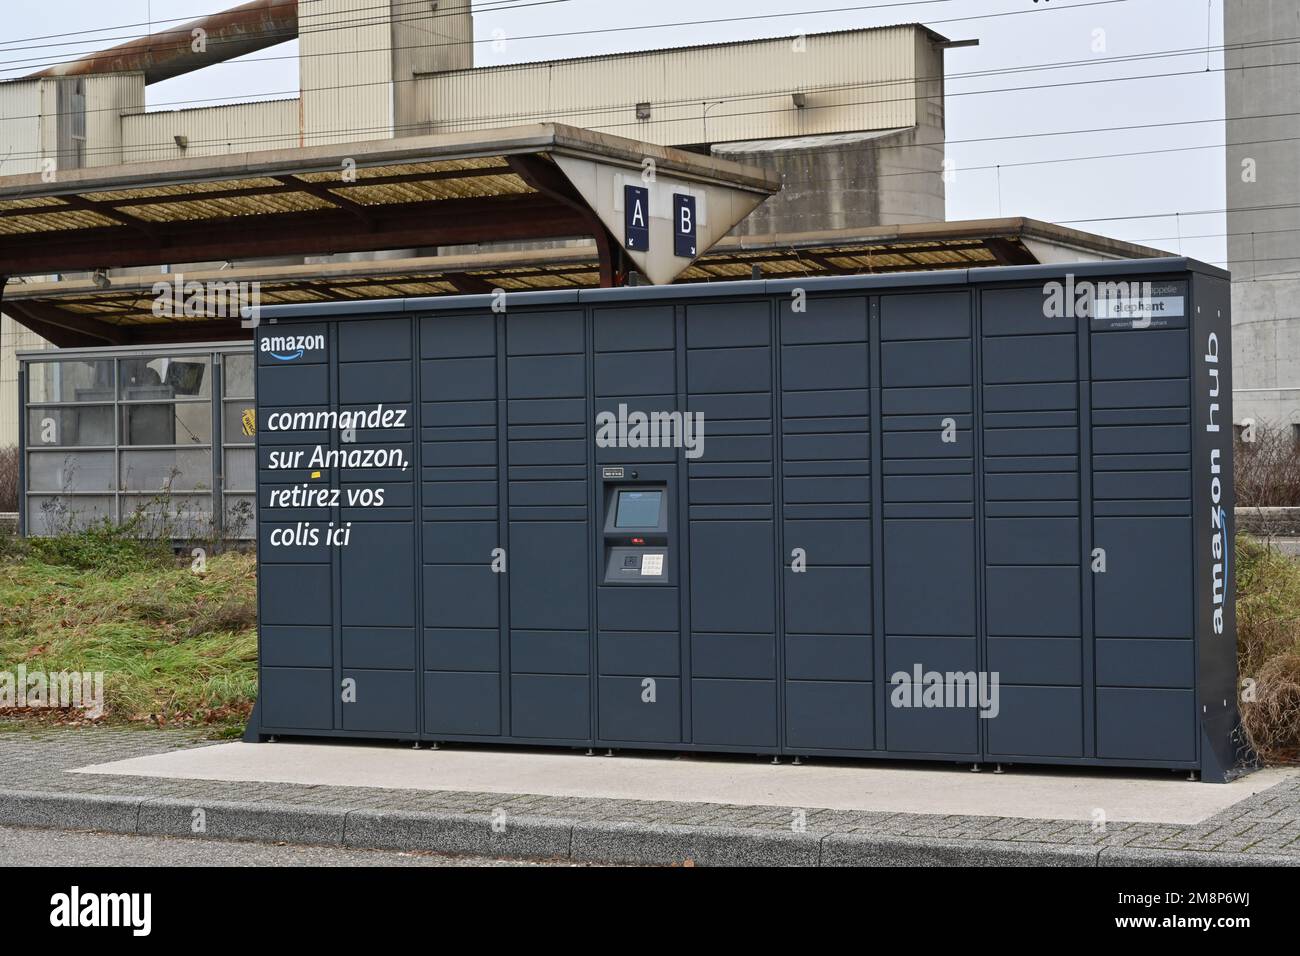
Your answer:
[0,0,1229,264]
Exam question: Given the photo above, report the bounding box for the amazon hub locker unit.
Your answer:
[246,258,1240,781]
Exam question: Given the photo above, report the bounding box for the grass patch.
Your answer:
[0,533,256,736]
[1237,535,1300,763]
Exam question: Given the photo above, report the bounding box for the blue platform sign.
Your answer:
[673,193,697,258]
[624,185,650,251]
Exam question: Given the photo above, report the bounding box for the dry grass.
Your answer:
[0,536,257,735]
[1236,535,1300,762]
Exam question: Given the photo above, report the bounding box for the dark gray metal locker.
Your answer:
[247,260,1239,781]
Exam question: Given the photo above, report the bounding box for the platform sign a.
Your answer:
[673,194,697,258]
[624,185,650,251]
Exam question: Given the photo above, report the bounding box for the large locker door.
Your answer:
[879,292,980,756]
[685,301,778,749]
[778,295,874,752]
[419,313,504,738]
[1090,308,1196,764]
[506,310,592,741]
[593,305,682,745]
[979,290,1084,760]
[257,322,336,733]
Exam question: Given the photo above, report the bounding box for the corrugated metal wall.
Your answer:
[301,0,396,146]
[0,80,52,177]
[422,26,924,145]
[84,73,145,168]
[120,99,301,163]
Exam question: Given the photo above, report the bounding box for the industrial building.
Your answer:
[1225,0,1300,429]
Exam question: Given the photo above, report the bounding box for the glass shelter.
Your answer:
[19,342,255,540]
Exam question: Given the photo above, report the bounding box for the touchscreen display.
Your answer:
[615,490,662,528]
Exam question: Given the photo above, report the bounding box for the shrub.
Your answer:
[1236,535,1300,762]
[0,446,16,513]
[26,514,170,574]
[1235,424,1300,507]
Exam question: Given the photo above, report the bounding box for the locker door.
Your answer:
[879,292,980,757]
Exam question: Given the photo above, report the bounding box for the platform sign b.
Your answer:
[674,193,697,258]
[624,185,650,251]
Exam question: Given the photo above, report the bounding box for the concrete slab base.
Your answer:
[72,741,1294,826]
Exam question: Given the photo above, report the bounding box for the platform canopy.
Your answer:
[0,122,780,342]
[1,218,1167,347]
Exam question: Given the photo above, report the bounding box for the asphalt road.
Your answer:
[0,825,569,867]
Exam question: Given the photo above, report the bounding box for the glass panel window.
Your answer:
[119,356,211,400]
[223,448,255,492]
[222,400,257,446]
[122,403,212,446]
[27,450,115,492]
[120,449,213,492]
[27,495,115,535]
[223,495,257,540]
[27,359,114,403]
[120,495,214,539]
[223,353,254,398]
[27,406,114,447]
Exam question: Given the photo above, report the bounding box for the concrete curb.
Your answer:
[343,809,573,860]
[1,789,1297,866]
[821,833,1100,867]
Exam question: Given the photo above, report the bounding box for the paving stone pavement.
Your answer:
[1,724,1297,863]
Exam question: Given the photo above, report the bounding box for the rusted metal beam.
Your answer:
[2,298,121,347]
[271,175,368,219]
[123,319,250,344]
[30,0,299,86]
[984,238,1037,266]
[0,195,591,276]
[506,155,623,288]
